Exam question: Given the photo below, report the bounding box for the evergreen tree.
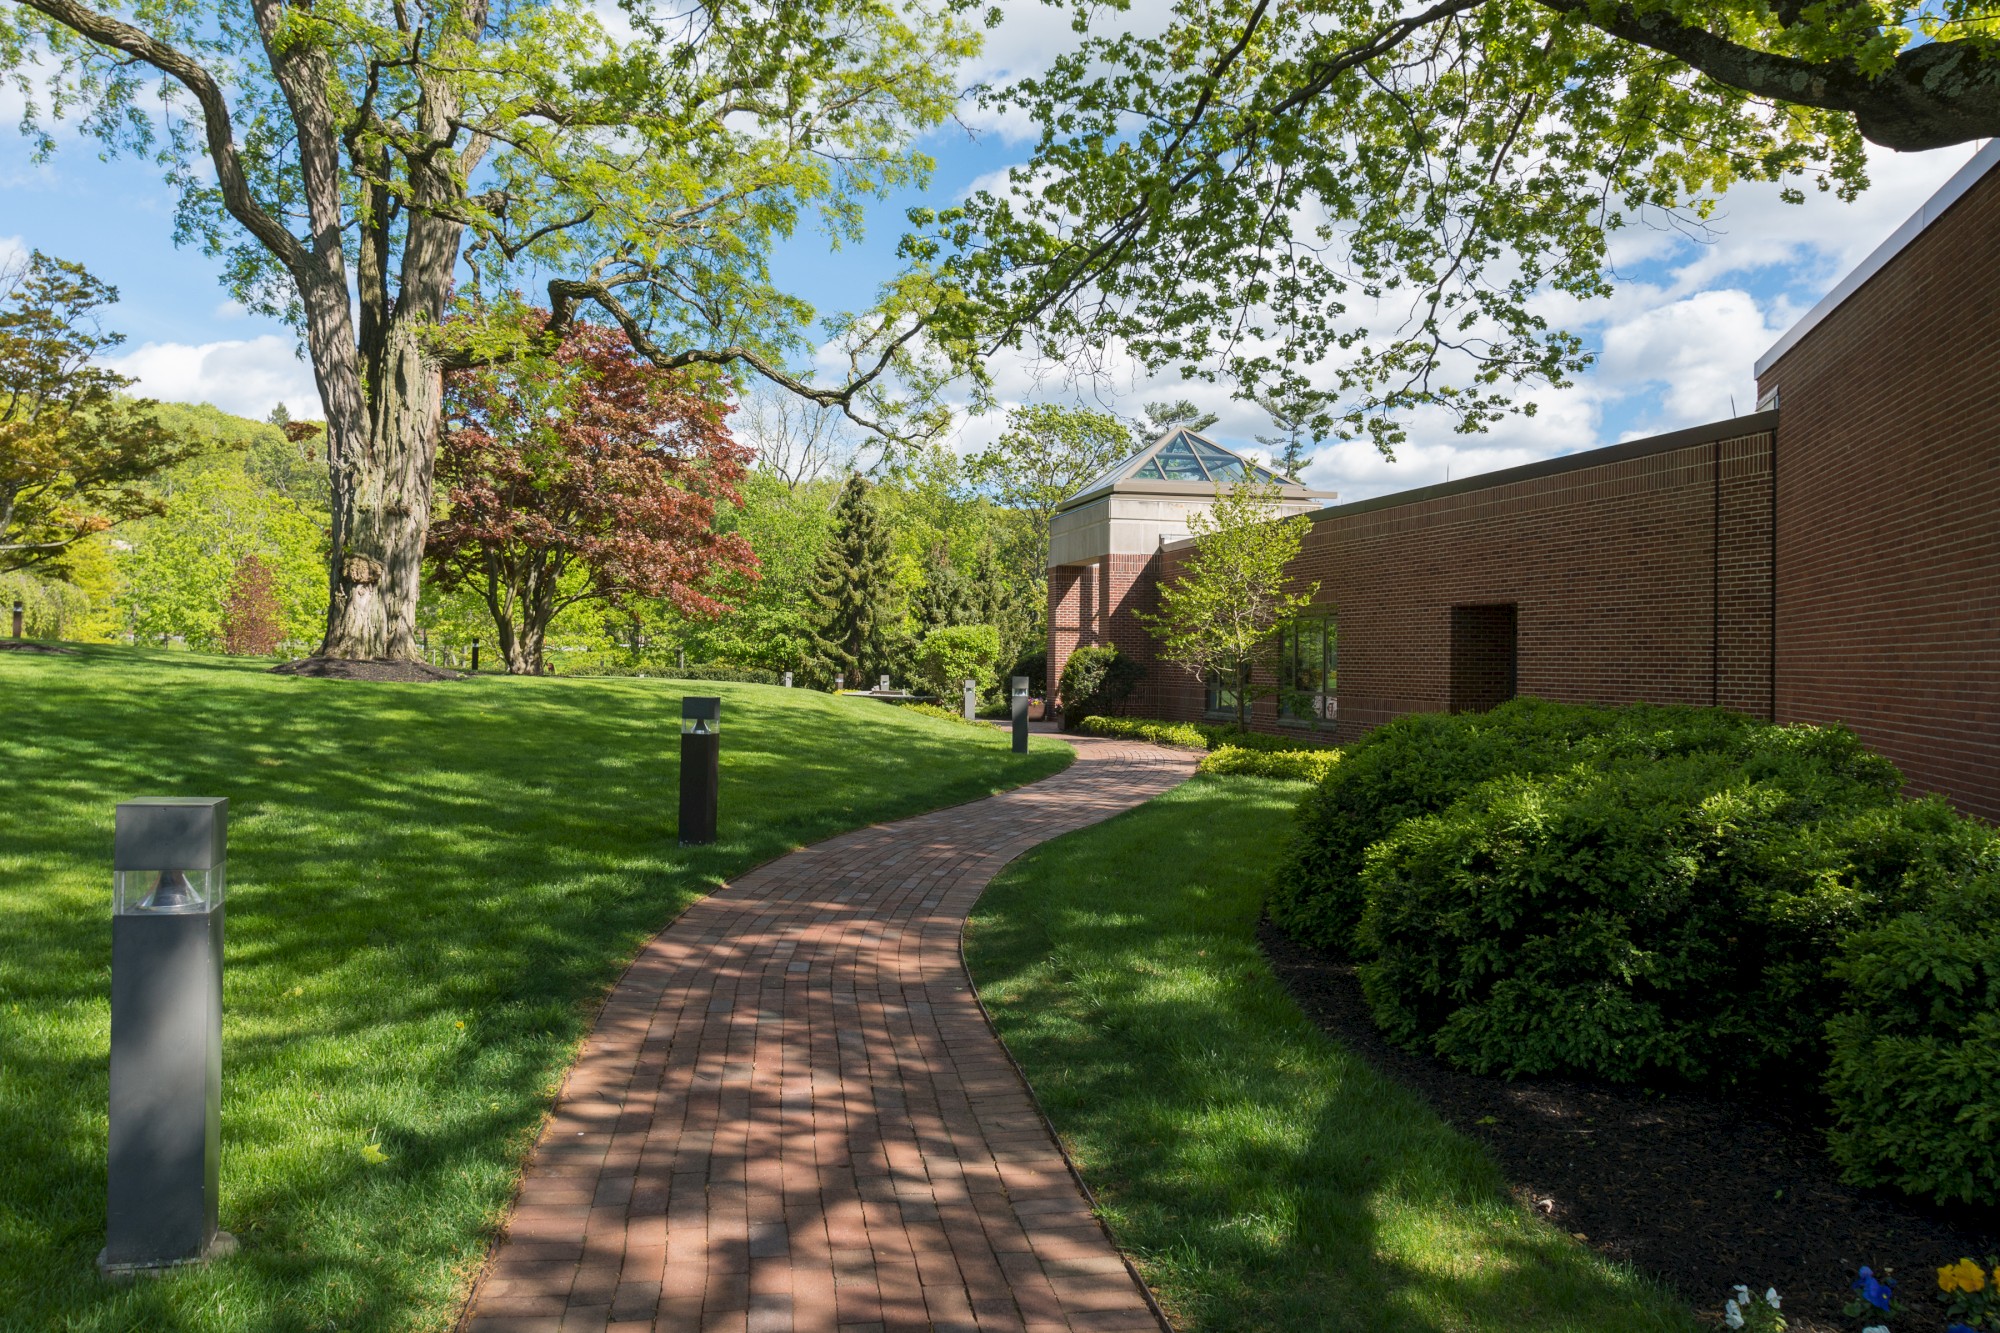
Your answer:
[911,542,977,635]
[808,475,896,685]
[968,539,1035,694]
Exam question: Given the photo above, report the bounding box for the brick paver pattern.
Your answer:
[462,735,1196,1333]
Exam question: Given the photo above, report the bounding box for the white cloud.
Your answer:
[1594,288,1784,432]
[105,335,322,421]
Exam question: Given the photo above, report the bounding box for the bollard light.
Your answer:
[962,677,977,722]
[470,639,480,673]
[679,697,721,845]
[834,673,844,693]
[1011,675,1030,754]
[878,673,890,693]
[10,597,21,639]
[782,671,793,689]
[101,797,235,1280]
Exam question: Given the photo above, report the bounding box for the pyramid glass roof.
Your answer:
[1069,428,1286,501]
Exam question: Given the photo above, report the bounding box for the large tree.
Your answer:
[0,0,984,659]
[943,0,2000,451]
[427,317,757,675]
[0,251,201,571]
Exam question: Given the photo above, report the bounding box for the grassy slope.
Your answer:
[964,775,1698,1333]
[0,646,1070,1332]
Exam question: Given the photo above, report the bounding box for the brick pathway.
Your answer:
[461,735,1196,1333]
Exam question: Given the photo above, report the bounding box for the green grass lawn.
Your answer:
[964,774,1700,1333]
[0,645,1070,1332]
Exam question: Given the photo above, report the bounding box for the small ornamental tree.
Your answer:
[427,316,757,676]
[807,474,896,686]
[221,554,283,655]
[1139,480,1319,732]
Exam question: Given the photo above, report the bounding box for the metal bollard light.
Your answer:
[470,640,480,673]
[101,797,236,1280]
[962,677,977,722]
[679,697,721,845]
[834,673,844,693]
[10,597,21,639]
[782,671,793,688]
[1011,675,1030,754]
[878,673,890,694]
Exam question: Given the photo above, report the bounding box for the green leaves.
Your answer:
[940,0,1962,450]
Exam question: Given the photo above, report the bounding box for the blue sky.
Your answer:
[1,5,1988,503]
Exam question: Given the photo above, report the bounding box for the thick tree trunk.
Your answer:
[320,325,441,660]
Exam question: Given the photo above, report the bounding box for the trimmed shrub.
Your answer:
[1825,832,2000,1206]
[1057,645,1143,730]
[1355,747,1911,1083]
[1267,699,1897,953]
[1198,745,1342,783]
[896,700,994,730]
[1077,714,1336,754]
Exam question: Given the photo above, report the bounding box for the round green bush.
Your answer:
[1825,837,2000,1206]
[1352,739,1912,1084]
[1057,644,1143,731]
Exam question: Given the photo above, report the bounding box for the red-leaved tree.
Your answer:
[221,554,284,656]
[428,316,757,675]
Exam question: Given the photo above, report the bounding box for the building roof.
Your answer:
[1059,427,1324,513]
[1756,138,2000,380]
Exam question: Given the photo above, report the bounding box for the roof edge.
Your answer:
[1300,411,1779,527]
[1055,475,1329,515]
[1755,139,2000,380]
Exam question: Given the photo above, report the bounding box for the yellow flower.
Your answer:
[1939,1258,1987,1293]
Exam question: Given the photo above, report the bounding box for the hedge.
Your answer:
[1077,714,1336,754]
[1056,645,1142,730]
[1197,745,1342,784]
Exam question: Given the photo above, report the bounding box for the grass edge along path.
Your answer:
[0,646,1070,1333]
[963,774,1700,1333]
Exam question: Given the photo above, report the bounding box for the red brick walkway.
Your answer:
[461,735,1196,1333]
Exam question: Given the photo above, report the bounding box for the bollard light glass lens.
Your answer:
[114,864,225,915]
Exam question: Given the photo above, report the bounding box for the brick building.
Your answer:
[1048,140,2000,820]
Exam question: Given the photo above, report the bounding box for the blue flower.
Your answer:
[1852,1266,1896,1312]
[1947,1325,1979,1333]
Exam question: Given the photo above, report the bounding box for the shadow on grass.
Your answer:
[0,648,1069,1332]
[964,775,1699,1333]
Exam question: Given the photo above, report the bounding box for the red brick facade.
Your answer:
[1052,420,1778,743]
[1758,162,2000,820]
[1050,152,2000,818]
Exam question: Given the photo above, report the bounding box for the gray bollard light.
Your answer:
[834,673,844,693]
[782,671,793,689]
[1011,675,1029,753]
[962,677,977,721]
[101,797,236,1280]
[679,697,720,845]
[878,673,890,693]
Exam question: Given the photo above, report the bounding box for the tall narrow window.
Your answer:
[1279,613,1337,725]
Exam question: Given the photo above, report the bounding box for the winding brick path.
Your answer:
[462,735,1196,1333]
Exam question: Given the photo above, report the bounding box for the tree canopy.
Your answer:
[427,316,757,675]
[0,0,988,658]
[940,0,2000,452]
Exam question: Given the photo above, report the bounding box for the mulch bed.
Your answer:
[270,656,462,682]
[1257,921,1997,1330]
[0,641,78,654]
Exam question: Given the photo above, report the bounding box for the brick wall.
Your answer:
[1096,419,1777,743]
[1758,164,2000,820]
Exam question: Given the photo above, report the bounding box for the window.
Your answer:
[1204,669,1240,716]
[1278,614,1337,725]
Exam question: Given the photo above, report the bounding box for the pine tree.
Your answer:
[911,542,977,635]
[807,474,896,684]
[968,539,1034,691]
